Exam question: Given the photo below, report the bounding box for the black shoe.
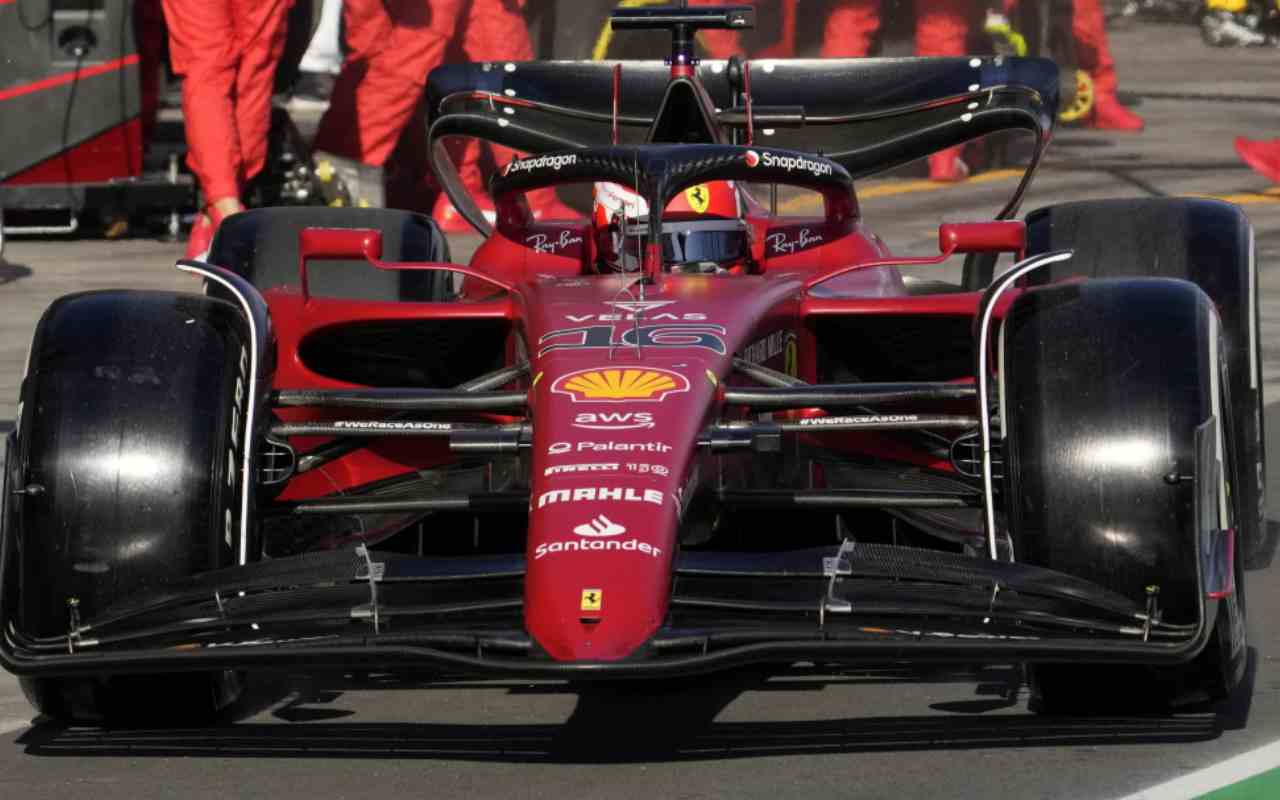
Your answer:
[287,72,336,112]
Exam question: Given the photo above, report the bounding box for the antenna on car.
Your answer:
[612,63,622,145]
[610,3,754,77]
[631,150,651,298]
[609,278,645,361]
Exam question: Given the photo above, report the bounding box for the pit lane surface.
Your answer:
[2,23,1280,800]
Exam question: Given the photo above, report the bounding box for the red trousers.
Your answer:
[697,0,797,59]
[161,0,292,203]
[1072,0,1118,98]
[697,0,970,59]
[314,0,532,169]
[998,0,1118,98]
[821,0,970,57]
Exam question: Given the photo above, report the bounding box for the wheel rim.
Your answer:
[1058,70,1096,123]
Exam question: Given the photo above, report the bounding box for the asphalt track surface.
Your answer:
[3,23,1280,800]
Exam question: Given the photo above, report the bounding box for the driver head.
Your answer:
[592,180,750,274]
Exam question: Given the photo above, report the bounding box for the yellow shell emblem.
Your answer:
[685,184,711,214]
[552,367,690,403]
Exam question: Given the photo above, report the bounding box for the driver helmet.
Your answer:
[592,180,750,274]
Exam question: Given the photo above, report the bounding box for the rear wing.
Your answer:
[427,56,1059,234]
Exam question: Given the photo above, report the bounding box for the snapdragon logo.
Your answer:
[504,154,578,175]
[758,151,833,177]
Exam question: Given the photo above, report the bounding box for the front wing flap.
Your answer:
[0,532,1215,680]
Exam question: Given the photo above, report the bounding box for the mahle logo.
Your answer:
[552,368,689,403]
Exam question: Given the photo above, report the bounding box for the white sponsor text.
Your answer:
[537,486,664,508]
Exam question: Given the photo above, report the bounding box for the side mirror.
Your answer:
[297,227,384,300]
[298,227,384,263]
[938,221,1026,255]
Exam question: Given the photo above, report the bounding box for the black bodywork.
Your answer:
[428,55,1058,234]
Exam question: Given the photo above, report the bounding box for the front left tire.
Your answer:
[1003,278,1248,713]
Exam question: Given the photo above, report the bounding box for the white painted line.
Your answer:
[0,718,29,736]
[1115,738,1280,800]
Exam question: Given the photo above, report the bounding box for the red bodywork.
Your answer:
[264,209,1025,662]
[259,24,1033,662]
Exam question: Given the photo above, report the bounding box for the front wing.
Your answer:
[0,525,1219,680]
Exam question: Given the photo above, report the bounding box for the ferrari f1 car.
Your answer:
[1,4,1262,723]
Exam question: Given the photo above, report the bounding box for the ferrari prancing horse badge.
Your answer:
[685,184,710,213]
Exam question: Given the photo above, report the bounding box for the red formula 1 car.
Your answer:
[1,5,1263,723]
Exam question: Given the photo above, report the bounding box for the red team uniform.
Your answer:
[313,0,574,230]
[694,0,973,181]
[161,0,294,256]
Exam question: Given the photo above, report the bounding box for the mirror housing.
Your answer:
[938,221,1026,255]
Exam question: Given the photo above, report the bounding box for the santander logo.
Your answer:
[573,515,626,537]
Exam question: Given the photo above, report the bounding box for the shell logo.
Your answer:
[551,367,690,403]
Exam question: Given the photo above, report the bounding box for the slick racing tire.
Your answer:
[1003,279,1248,714]
[1025,198,1266,570]
[207,206,453,302]
[11,291,252,725]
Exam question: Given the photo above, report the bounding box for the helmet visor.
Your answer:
[616,219,748,270]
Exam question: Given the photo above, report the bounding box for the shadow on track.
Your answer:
[0,260,32,287]
[13,664,1238,764]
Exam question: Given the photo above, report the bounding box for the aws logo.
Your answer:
[552,368,689,403]
[573,411,655,430]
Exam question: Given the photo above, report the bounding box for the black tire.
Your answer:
[12,290,251,724]
[1025,198,1266,570]
[207,206,453,302]
[1003,278,1248,713]
[20,673,243,727]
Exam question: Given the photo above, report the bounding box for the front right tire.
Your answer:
[1002,278,1247,713]
[12,290,252,724]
